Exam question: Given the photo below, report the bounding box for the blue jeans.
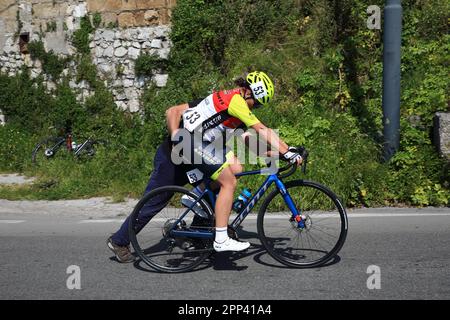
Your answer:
[111,140,189,246]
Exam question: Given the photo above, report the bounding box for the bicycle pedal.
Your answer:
[180,240,194,250]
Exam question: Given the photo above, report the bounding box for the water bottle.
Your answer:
[232,188,252,212]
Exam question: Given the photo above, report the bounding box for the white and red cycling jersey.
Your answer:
[182,88,260,142]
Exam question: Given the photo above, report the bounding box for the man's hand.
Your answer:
[166,103,189,138]
[282,147,303,166]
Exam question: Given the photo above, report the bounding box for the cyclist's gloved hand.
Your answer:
[283,147,303,165]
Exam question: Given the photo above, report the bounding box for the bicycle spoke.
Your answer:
[129,186,214,273]
[310,225,340,239]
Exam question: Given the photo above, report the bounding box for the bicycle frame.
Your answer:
[170,169,300,240]
[50,137,67,153]
[47,136,88,154]
[73,138,93,156]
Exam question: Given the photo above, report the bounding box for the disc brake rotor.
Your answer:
[304,215,312,230]
[44,149,54,157]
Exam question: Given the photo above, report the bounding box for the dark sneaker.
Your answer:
[107,236,135,263]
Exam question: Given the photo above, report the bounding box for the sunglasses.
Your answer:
[244,90,262,108]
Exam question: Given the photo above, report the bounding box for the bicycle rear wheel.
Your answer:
[257,180,348,268]
[129,185,215,273]
[31,137,66,165]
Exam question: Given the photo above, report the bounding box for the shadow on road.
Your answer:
[129,225,342,274]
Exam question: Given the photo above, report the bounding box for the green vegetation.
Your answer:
[46,21,57,33]
[28,40,67,80]
[0,7,155,200]
[106,21,119,29]
[76,54,99,87]
[134,53,167,77]
[0,71,152,200]
[0,0,448,206]
[92,12,102,29]
[72,16,95,55]
[15,10,23,39]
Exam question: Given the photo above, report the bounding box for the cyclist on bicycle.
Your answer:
[107,71,303,262]
[169,71,303,252]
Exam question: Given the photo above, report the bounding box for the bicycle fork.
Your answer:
[274,179,305,229]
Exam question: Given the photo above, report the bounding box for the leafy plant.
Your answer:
[134,54,167,77]
[72,16,94,55]
[92,12,102,29]
[46,21,57,32]
[28,41,67,80]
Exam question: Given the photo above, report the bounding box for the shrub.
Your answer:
[0,125,35,172]
[0,69,54,131]
[76,55,98,87]
[92,12,102,29]
[134,53,167,77]
[28,40,67,80]
[72,16,94,55]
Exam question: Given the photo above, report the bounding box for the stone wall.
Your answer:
[0,0,175,113]
[434,112,450,161]
[1,1,92,55]
[86,0,175,28]
[85,26,170,112]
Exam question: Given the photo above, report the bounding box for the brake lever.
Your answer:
[297,146,308,175]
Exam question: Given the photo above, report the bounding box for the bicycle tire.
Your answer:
[31,136,66,165]
[129,185,215,273]
[257,180,348,268]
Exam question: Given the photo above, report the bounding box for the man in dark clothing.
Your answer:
[106,99,200,263]
[107,137,192,262]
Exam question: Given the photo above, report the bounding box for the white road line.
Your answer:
[347,213,450,218]
[78,219,124,223]
[0,220,26,224]
[75,212,450,223]
[1,212,449,225]
[260,213,450,219]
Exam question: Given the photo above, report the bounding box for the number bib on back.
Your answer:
[182,95,215,132]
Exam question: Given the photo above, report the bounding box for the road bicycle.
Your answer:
[128,147,348,273]
[32,132,106,165]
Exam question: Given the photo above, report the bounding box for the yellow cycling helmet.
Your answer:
[246,71,274,106]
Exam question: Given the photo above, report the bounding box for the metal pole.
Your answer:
[382,0,402,161]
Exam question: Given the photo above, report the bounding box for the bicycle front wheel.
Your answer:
[129,185,215,273]
[257,180,348,268]
[31,137,66,165]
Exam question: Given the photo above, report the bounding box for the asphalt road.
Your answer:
[0,200,449,300]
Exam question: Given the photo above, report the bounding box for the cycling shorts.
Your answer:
[172,132,234,181]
